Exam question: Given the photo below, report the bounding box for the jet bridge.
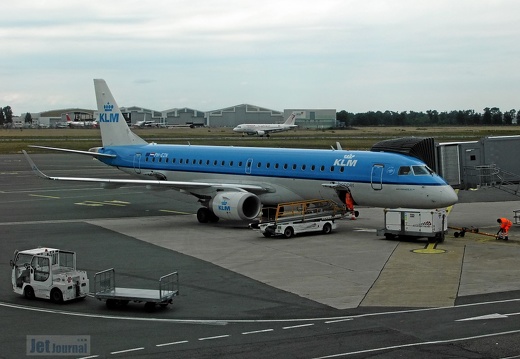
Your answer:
[371,137,436,171]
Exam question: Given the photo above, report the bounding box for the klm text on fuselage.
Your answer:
[333,154,357,167]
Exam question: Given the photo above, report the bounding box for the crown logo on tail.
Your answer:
[104,102,114,112]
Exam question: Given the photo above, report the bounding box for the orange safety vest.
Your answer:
[345,193,354,211]
[499,218,512,231]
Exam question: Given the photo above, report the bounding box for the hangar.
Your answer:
[31,109,95,128]
[205,105,337,128]
[283,109,337,129]
[119,106,162,125]
[26,104,337,130]
[206,104,283,128]
[163,108,205,127]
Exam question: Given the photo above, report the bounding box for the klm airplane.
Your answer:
[23,79,458,223]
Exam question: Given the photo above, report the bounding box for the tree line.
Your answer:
[337,107,520,127]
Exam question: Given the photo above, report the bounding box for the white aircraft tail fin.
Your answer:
[94,79,147,147]
[283,111,302,126]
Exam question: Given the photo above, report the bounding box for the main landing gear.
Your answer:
[196,208,220,223]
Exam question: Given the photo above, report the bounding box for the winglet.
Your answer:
[22,150,51,180]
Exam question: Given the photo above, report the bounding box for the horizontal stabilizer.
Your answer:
[28,145,116,158]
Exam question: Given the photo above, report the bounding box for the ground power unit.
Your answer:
[377,208,447,242]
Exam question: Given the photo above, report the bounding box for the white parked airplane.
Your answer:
[232,111,301,137]
[23,79,458,224]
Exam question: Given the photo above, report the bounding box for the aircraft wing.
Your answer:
[22,150,269,193]
[263,125,298,134]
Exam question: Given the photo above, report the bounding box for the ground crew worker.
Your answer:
[345,192,356,220]
[497,218,512,240]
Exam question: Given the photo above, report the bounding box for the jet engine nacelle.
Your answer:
[210,191,262,221]
[256,130,265,136]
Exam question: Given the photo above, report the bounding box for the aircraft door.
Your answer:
[133,153,142,174]
[245,158,253,175]
[371,164,384,190]
[30,256,50,284]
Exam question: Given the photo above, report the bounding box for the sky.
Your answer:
[1,0,519,115]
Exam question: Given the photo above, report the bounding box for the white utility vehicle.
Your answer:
[253,199,347,238]
[10,247,89,302]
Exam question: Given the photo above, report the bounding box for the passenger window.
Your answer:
[398,166,411,175]
[311,165,316,171]
[172,158,176,164]
[283,164,288,170]
[320,165,325,172]
[301,164,306,170]
[292,164,297,170]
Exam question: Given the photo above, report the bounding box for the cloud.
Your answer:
[1,0,520,113]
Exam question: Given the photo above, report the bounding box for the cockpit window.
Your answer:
[399,165,434,175]
[398,166,411,175]
[412,165,433,175]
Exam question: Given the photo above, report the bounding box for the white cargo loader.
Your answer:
[10,247,89,302]
[377,208,447,242]
[253,199,347,238]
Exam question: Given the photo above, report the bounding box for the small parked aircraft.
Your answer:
[232,111,301,137]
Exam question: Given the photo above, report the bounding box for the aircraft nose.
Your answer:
[440,185,458,207]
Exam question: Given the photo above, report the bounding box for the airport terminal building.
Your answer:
[25,105,337,129]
